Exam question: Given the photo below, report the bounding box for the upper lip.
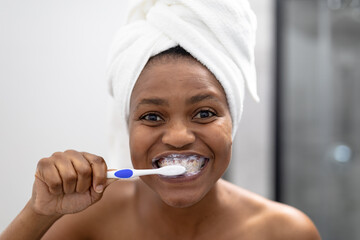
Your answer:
[151,151,211,163]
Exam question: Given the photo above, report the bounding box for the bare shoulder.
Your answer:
[219,180,321,240]
[42,180,138,239]
[261,200,321,240]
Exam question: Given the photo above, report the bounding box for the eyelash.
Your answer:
[140,112,164,122]
[193,109,217,119]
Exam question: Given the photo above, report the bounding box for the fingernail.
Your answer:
[95,185,104,193]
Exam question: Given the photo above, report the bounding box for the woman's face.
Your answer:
[129,57,232,208]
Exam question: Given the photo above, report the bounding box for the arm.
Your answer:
[0,201,61,240]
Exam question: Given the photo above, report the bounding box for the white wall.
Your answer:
[0,0,274,232]
[0,0,130,231]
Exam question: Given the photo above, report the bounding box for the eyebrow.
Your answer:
[137,98,169,108]
[186,94,219,104]
[136,94,219,109]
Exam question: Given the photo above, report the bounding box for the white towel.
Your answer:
[107,0,258,168]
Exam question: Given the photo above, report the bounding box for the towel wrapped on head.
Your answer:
[107,0,258,167]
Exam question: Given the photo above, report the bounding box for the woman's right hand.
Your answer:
[30,150,115,216]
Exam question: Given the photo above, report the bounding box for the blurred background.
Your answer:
[0,0,359,239]
[275,1,360,239]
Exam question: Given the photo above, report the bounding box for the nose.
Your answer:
[162,120,195,149]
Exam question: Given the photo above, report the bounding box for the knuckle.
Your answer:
[77,164,92,176]
[48,180,62,191]
[37,158,50,168]
[92,156,105,165]
[63,172,77,183]
[51,151,63,158]
[64,149,77,155]
[36,158,54,173]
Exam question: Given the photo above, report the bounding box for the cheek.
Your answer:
[213,117,232,146]
[129,125,156,168]
[210,117,233,169]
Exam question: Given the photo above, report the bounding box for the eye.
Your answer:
[193,109,216,119]
[140,113,163,122]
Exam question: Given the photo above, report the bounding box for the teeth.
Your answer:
[156,154,207,175]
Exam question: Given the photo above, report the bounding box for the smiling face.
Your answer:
[128,56,232,208]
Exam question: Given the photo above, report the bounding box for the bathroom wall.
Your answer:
[0,0,275,231]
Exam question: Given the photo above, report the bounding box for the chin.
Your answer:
[160,193,204,208]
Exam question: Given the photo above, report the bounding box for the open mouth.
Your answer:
[152,153,209,177]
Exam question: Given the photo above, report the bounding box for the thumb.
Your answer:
[93,169,118,194]
[104,178,118,189]
[91,179,118,199]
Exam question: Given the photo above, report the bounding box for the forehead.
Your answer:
[130,58,227,104]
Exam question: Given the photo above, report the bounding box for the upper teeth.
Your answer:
[154,154,207,175]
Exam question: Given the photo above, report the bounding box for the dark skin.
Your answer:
[0,57,321,240]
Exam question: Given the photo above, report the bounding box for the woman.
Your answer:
[1,1,321,239]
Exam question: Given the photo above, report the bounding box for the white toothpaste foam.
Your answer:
[156,154,207,176]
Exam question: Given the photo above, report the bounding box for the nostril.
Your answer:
[162,135,195,149]
[161,126,195,148]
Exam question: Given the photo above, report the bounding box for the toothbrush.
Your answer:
[107,165,186,179]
